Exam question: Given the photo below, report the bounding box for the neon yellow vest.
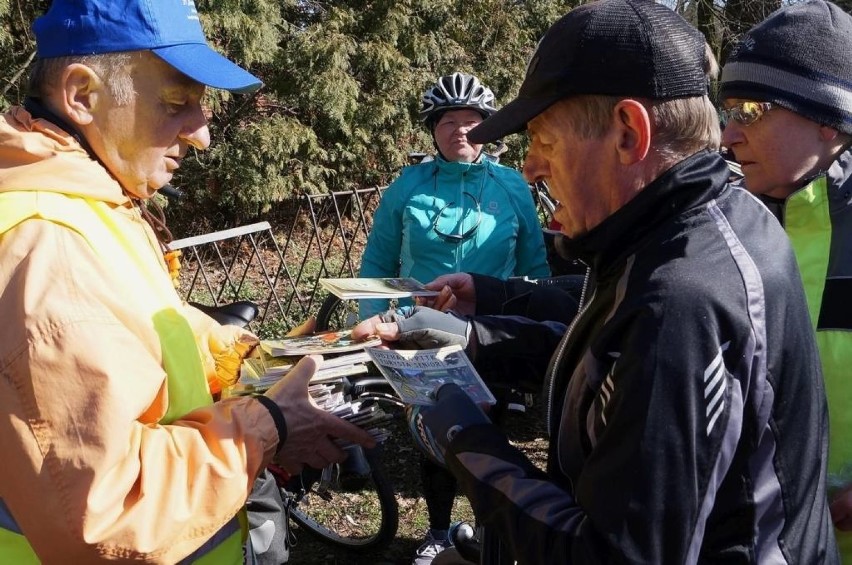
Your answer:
[786,178,852,559]
[0,191,243,564]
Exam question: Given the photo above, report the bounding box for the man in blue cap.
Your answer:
[0,1,374,563]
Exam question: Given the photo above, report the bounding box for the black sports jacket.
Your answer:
[449,151,838,564]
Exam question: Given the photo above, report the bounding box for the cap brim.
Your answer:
[467,94,562,143]
[153,44,262,94]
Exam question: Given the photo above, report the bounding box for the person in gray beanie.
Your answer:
[720,0,852,136]
[720,1,852,560]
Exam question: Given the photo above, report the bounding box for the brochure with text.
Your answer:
[320,277,440,300]
[366,345,496,406]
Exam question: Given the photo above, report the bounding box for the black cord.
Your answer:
[254,395,289,454]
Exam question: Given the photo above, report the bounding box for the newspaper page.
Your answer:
[366,345,496,406]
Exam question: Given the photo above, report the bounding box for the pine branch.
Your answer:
[1,49,34,98]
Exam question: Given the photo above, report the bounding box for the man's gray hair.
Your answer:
[553,94,720,161]
[28,52,139,106]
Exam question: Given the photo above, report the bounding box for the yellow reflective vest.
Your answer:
[784,175,852,560]
[0,191,243,564]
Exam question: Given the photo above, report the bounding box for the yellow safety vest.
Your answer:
[0,191,244,564]
[786,178,852,560]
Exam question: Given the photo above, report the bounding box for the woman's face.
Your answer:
[433,109,484,163]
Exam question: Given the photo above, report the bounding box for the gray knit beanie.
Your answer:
[719,0,852,134]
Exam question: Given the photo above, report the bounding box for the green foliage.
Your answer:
[199,0,282,67]
[0,1,48,110]
[184,114,331,219]
[1,0,833,228]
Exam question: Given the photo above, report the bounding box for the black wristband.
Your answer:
[254,395,288,454]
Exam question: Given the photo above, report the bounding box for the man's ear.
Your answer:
[819,124,842,142]
[819,125,852,159]
[612,99,652,165]
[55,64,106,127]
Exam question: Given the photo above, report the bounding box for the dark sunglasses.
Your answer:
[430,191,482,242]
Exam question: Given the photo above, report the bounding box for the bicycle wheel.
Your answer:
[285,445,399,552]
[315,294,360,332]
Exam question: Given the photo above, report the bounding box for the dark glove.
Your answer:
[406,383,489,467]
[381,306,470,350]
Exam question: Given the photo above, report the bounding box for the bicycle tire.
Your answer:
[286,446,399,552]
[315,294,360,332]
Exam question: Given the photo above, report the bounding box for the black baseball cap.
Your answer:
[468,0,708,143]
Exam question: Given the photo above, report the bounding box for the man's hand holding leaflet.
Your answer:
[353,306,473,352]
[422,273,477,315]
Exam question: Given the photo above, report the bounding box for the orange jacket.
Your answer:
[0,106,277,563]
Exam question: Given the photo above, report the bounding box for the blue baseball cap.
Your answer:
[32,0,262,93]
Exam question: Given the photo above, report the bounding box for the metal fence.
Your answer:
[170,183,561,337]
[170,187,385,337]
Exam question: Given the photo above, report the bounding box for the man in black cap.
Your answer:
[719,1,852,560]
[356,0,838,562]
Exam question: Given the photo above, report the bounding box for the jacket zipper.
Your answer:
[455,172,465,270]
[545,265,592,436]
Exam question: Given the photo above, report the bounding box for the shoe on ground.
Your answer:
[412,529,451,565]
[505,389,527,414]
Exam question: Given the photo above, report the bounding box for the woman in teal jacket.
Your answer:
[359,72,549,565]
[360,73,549,320]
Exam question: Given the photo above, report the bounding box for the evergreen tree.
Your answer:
[0,1,49,109]
[171,0,582,224]
[1,1,846,228]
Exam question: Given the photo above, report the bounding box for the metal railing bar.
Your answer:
[170,221,271,249]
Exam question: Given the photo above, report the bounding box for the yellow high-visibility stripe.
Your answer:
[0,191,241,563]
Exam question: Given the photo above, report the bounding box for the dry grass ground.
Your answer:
[287,400,549,565]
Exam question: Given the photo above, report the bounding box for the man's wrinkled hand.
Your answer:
[393,307,470,349]
[265,355,376,474]
[351,315,390,343]
[373,306,470,350]
[416,284,456,312]
[406,383,490,467]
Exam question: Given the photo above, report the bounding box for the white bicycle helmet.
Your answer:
[419,72,497,126]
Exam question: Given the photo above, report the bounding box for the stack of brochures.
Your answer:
[232,330,381,395]
[260,330,381,357]
[238,350,374,392]
[228,329,392,445]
